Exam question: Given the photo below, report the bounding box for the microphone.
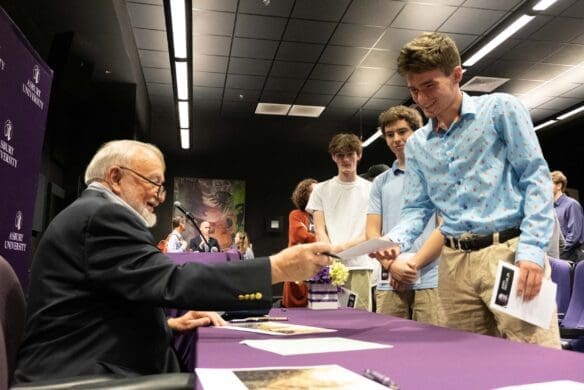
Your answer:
[173,201,209,246]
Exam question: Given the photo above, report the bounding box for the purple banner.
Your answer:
[0,7,53,288]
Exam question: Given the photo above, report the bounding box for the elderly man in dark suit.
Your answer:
[15,140,332,382]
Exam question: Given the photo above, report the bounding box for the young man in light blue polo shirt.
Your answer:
[366,105,443,325]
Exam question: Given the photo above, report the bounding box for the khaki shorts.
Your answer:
[440,237,560,348]
[346,269,372,311]
[376,288,444,326]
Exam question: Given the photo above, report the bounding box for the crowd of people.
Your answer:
[13,31,582,384]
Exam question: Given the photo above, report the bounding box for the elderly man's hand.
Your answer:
[167,311,226,333]
[270,242,333,283]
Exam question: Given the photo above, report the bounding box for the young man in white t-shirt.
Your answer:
[306,133,374,310]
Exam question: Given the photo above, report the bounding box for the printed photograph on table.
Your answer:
[173,177,245,250]
[196,365,389,389]
[222,321,336,336]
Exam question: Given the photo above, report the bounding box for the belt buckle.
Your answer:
[458,232,476,252]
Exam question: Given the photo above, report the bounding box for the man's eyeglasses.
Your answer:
[119,166,166,200]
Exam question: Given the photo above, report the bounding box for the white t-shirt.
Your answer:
[306,176,374,269]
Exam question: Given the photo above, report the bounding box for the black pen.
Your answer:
[363,369,399,389]
[230,316,288,323]
[321,252,342,260]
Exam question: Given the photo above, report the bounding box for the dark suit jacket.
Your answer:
[15,189,271,382]
[189,236,220,252]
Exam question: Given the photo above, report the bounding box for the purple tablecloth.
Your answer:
[195,308,584,389]
[165,250,241,371]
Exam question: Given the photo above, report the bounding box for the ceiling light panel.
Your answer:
[288,105,326,118]
[255,103,291,116]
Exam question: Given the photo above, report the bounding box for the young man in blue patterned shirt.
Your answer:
[372,32,560,348]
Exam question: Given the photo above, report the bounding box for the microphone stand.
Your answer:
[174,205,209,247]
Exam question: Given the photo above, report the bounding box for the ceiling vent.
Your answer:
[461,76,509,93]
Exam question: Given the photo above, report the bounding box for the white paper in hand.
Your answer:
[489,261,557,329]
[337,237,398,260]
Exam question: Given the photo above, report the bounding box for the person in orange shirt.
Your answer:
[282,178,318,307]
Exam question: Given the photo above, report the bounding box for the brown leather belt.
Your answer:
[444,227,520,251]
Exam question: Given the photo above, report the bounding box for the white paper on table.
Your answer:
[240,336,392,356]
[489,261,557,329]
[336,237,398,259]
[494,380,584,389]
[196,364,390,390]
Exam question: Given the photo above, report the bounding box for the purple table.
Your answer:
[195,308,584,389]
[165,250,241,371]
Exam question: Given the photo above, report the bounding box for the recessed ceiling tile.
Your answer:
[349,67,393,84]
[283,19,336,44]
[221,101,256,116]
[374,85,410,100]
[540,81,583,97]
[127,3,165,30]
[560,0,584,17]
[295,93,334,106]
[439,8,506,35]
[238,0,294,17]
[512,15,552,40]
[361,50,398,69]
[520,63,573,82]
[228,57,272,76]
[260,90,297,103]
[401,0,464,5]
[194,10,235,36]
[562,84,584,99]
[292,0,350,22]
[342,0,403,27]
[195,35,232,56]
[143,67,172,83]
[529,17,584,42]
[476,59,535,79]
[385,72,407,86]
[319,106,356,119]
[311,64,354,81]
[543,45,584,66]
[375,28,423,52]
[536,97,582,111]
[363,98,405,111]
[500,41,560,62]
[320,45,369,66]
[223,88,261,102]
[194,55,228,73]
[328,95,368,109]
[276,42,324,62]
[194,86,224,100]
[264,77,304,93]
[226,74,266,89]
[391,4,457,31]
[459,0,522,10]
[330,24,385,48]
[235,14,287,40]
[194,72,226,87]
[130,0,163,5]
[496,79,543,95]
[147,82,173,96]
[529,108,557,123]
[139,50,169,68]
[270,61,313,79]
[194,0,237,12]
[449,33,479,53]
[194,99,221,114]
[231,38,278,59]
[571,31,584,45]
[302,79,343,94]
[134,28,168,51]
[338,82,381,97]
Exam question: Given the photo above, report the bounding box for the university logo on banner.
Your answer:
[32,64,40,84]
[4,119,12,141]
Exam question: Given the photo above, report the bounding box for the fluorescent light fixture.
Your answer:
[255,103,291,116]
[288,105,326,118]
[180,128,190,149]
[463,15,534,67]
[532,0,559,11]
[362,127,383,148]
[175,61,189,100]
[178,101,189,128]
[170,0,187,59]
[557,105,584,120]
[533,120,556,131]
